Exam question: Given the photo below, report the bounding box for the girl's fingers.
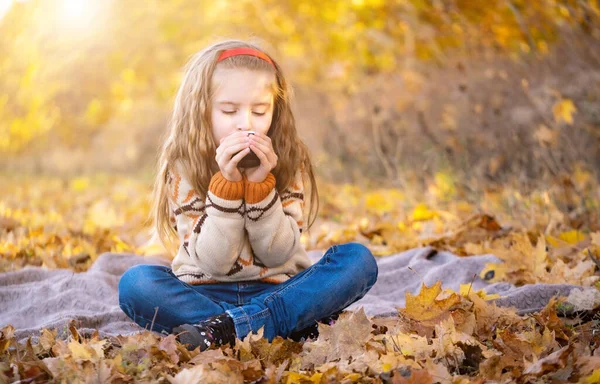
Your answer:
[249,144,266,162]
[217,141,249,159]
[248,133,271,148]
[249,136,274,155]
[221,134,249,149]
[216,142,249,168]
[230,147,251,166]
[226,141,251,157]
[250,139,277,164]
[248,139,269,154]
[249,143,276,168]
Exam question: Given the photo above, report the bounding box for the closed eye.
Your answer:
[221,110,266,116]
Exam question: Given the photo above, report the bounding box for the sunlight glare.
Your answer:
[62,0,86,18]
[60,0,93,27]
[0,0,12,21]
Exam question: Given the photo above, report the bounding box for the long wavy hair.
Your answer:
[150,39,319,255]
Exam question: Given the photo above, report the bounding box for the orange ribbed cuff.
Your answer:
[209,171,245,200]
[245,173,276,204]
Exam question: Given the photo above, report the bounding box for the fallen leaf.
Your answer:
[401,281,462,322]
[168,362,244,384]
[552,98,577,124]
[68,340,94,360]
[301,308,372,368]
[523,344,573,376]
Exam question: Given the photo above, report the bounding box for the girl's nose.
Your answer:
[236,110,252,131]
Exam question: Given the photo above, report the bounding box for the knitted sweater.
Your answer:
[166,161,312,285]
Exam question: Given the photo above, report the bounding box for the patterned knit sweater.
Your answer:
[166,161,313,285]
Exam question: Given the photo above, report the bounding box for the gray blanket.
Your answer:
[1,247,596,344]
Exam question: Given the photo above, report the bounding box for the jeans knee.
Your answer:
[337,242,378,286]
[356,243,378,285]
[118,264,161,307]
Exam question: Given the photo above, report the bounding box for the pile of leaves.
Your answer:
[1,172,599,382]
[2,285,599,383]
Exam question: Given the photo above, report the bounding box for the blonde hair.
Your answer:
[150,39,319,255]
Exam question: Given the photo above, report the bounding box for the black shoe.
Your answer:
[288,310,343,342]
[173,313,236,351]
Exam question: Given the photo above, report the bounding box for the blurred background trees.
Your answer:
[1,0,599,190]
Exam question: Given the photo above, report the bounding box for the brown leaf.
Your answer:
[468,293,522,340]
[39,328,57,352]
[263,361,289,384]
[534,297,571,341]
[386,366,434,384]
[51,338,70,357]
[523,344,573,376]
[0,325,15,354]
[432,317,481,369]
[301,308,372,369]
[91,359,116,384]
[157,334,180,364]
[68,320,81,343]
[251,336,302,366]
[577,355,600,376]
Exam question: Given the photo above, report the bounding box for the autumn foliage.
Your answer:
[2,0,600,382]
[1,172,600,382]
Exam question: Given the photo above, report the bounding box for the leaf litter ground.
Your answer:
[1,172,599,383]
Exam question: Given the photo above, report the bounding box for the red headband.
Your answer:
[217,48,275,68]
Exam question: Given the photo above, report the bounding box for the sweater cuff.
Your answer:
[244,173,276,204]
[209,171,245,200]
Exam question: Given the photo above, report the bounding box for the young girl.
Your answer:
[118,40,378,351]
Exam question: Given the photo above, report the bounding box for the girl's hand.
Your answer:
[215,131,252,182]
[243,132,278,183]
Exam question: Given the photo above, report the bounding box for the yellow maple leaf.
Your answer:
[401,281,461,321]
[387,332,432,359]
[364,191,392,215]
[364,190,401,216]
[459,284,501,300]
[69,177,90,192]
[87,338,108,359]
[480,233,549,282]
[546,235,562,248]
[286,372,322,383]
[411,203,437,222]
[112,235,133,253]
[68,340,94,360]
[558,230,585,245]
[552,98,577,125]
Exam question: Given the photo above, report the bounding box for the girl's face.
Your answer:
[210,68,276,146]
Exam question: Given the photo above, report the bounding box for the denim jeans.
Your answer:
[118,242,378,340]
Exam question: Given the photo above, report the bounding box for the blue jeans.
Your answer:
[118,242,378,340]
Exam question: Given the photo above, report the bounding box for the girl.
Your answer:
[118,40,378,351]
